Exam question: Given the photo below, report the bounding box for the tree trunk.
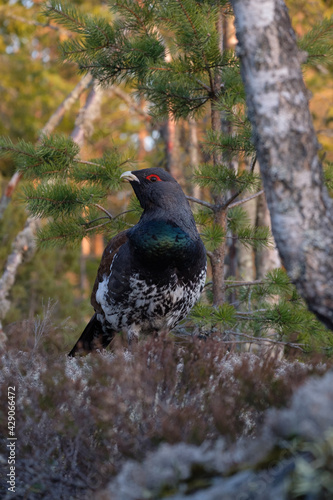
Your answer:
[165,115,182,184]
[256,194,281,279]
[237,196,257,282]
[189,118,201,199]
[209,7,227,306]
[231,0,333,329]
[71,81,103,147]
[0,218,38,336]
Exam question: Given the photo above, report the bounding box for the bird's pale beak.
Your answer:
[120,171,140,183]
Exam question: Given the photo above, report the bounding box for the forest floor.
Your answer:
[1,314,333,500]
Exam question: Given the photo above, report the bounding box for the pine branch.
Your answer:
[225,280,263,289]
[186,196,214,210]
[224,331,305,351]
[175,0,215,93]
[221,154,258,209]
[298,16,333,67]
[229,226,271,249]
[0,75,93,220]
[93,204,113,220]
[43,0,88,33]
[227,189,264,210]
[113,1,149,35]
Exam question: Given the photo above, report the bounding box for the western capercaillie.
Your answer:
[69,168,206,356]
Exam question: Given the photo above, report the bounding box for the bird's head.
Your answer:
[121,167,198,237]
[121,168,184,211]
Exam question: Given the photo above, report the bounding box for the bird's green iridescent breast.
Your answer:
[128,220,195,262]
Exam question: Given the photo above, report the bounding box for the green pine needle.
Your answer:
[263,269,294,295]
[194,163,260,193]
[236,226,271,249]
[212,303,236,325]
[228,206,251,232]
[298,16,333,67]
[201,223,225,251]
[43,0,89,34]
[23,182,106,219]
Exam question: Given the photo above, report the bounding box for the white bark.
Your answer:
[231,0,333,329]
[0,218,38,336]
[0,78,100,332]
[71,81,104,146]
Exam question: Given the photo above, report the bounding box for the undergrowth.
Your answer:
[0,317,331,499]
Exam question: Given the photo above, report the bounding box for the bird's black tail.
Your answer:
[68,313,114,357]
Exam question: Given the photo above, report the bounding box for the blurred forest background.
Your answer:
[0,0,332,352]
[1,2,333,499]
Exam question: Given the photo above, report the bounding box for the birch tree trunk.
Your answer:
[231,0,333,329]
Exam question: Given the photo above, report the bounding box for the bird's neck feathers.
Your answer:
[128,218,202,268]
[139,194,199,240]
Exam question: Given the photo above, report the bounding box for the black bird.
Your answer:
[69,168,207,356]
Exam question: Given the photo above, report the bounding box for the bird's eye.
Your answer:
[146,174,162,182]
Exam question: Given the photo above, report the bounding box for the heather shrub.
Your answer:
[103,370,333,500]
[0,317,331,499]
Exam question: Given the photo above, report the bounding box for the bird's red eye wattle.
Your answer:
[146,174,162,182]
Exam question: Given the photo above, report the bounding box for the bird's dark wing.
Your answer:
[91,230,129,312]
[68,230,129,356]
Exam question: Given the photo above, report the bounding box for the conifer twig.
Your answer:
[204,279,264,289]
[224,330,305,351]
[250,153,257,173]
[93,204,113,220]
[221,154,258,210]
[235,309,268,318]
[84,222,111,233]
[227,190,264,210]
[195,79,211,92]
[186,196,214,210]
[225,279,263,288]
